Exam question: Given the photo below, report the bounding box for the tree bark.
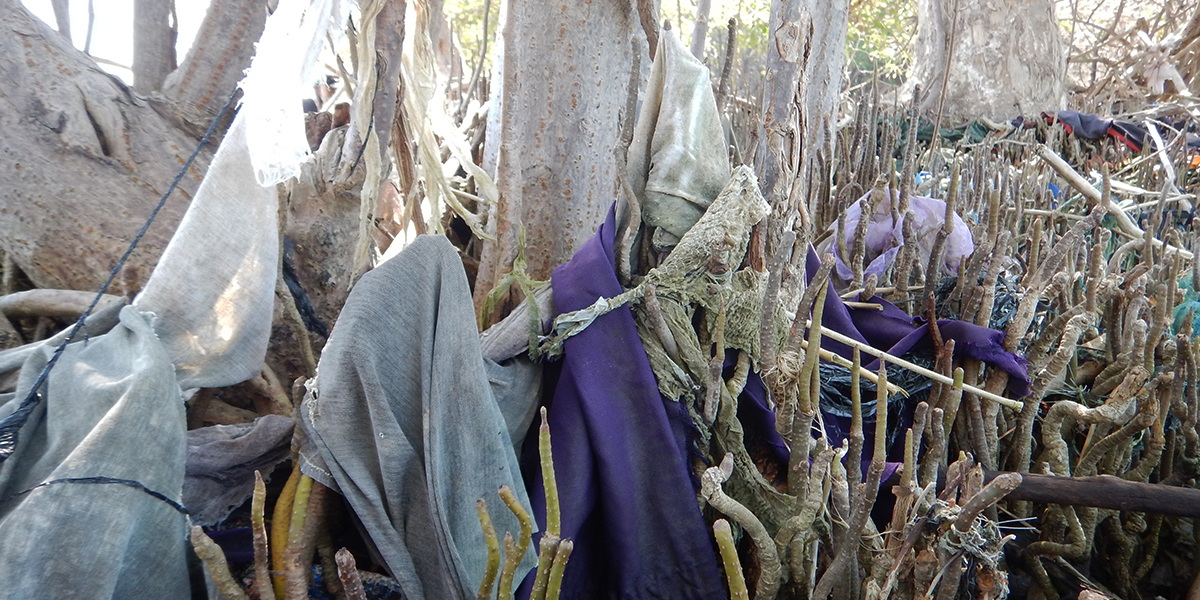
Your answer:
[133,0,177,92]
[0,0,274,295]
[908,0,1066,122]
[50,0,70,41]
[0,0,206,291]
[988,471,1200,519]
[756,0,848,225]
[425,0,460,82]
[474,0,638,311]
[689,0,710,59]
[163,0,268,129]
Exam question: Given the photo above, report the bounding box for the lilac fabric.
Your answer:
[816,190,974,281]
[521,209,726,599]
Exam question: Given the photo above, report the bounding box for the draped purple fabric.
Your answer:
[520,209,726,599]
[516,210,1030,597]
[807,250,1031,398]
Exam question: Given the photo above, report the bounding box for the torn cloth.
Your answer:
[521,209,726,599]
[298,235,539,600]
[183,414,294,526]
[0,110,282,598]
[0,305,192,598]
[627,28,730,251]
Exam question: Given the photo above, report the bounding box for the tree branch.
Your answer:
[133,0,176,92]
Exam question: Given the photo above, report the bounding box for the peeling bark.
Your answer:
[756,0,847,224]
[425,0,460,82]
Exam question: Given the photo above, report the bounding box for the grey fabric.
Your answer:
[477,283,553,362]
[0,298,126,379]
[0,108,281,598]
[298,235,539,600]
[482,355,541,458]
[627,28,731,251]
[134,116,279,392]
[183,414,294,526]
[478,283,551,454]
[0,306,190,598]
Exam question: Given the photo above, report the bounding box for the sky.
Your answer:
[20,0,213,83]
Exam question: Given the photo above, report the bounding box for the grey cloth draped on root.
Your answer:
[298,235,541,600]
[0,113,280,598]
[627,27,731,252]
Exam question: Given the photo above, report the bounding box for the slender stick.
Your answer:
[544,540,574,600]
[316,533,341,598]
[285,479,327,600]
[805,319,1023,409]
[84,0,95,55]
[715,18,737,109]
[496,486,533,600]
[251,471,272,600]
[271,464,301,599]
[848,347,864,485]
[713,519,750,600]
[539,407,561,538]
[190,526,250,600]
[528,535,561,600]
[476,499,501,600]
[335,548,368,600]
[799,285,829,415]
[497,533,519,600]
[455,0,492,120]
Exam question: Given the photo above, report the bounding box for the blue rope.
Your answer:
[0,476,189,514]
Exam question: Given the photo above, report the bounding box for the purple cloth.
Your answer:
[734,359,901,484]
[521,209,725,599]
[807,250,1031,398]
[516,212,1028,596]
[798,248,1029,476]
